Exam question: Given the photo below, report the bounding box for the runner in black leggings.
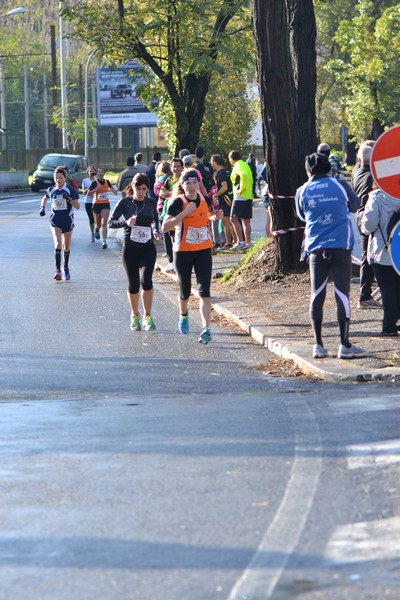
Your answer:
[162,169,223,344]
[108,173,160,331]
[295,152,366,360]
[82,166,97,242]
[309,249,352,353]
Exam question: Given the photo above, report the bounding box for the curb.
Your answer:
[156,257,400,383]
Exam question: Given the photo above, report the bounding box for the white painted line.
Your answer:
[330,395,400,414]
[326,516,400,564]
[226,398,322,600]
[347,439,400,469]
[374,156,400,179]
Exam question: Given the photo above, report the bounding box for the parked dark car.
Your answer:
[31,154,88,192]
[110,84,133,99]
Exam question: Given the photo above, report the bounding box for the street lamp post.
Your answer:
[0,7,26,152]
[59,1,68,150]
[84,49,96,162]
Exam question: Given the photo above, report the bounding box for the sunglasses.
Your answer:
[89,172,97,175]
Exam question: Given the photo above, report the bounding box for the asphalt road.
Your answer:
[0,193,399,600]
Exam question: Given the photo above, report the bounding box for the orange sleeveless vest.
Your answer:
[173,195,213,252]
[93,180,111,205]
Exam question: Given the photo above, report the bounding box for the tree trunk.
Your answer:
[174,73,210,154]
[252,0,317,272]
[370,117,384,141]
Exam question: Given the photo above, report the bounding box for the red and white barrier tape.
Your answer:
[267,192,295,200]
[271,226,305,236]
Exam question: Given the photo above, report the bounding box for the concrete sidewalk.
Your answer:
[156,247,400,383]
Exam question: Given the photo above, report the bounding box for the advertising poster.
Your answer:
[97,63,158,127]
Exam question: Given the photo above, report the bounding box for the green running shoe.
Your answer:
[143,315,156,331]
[130,315,141,331]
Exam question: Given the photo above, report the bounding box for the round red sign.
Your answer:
[370,125,400,199]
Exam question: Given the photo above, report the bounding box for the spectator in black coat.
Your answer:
[146,151,162,200]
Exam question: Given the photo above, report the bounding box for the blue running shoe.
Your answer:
[198,327,211,344]
[94,228,100,240]
[179,312,189,334]
[64,268,71,281]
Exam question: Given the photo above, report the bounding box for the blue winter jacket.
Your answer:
[295,174,360,253]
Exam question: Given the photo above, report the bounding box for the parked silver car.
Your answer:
[31,153,88,192]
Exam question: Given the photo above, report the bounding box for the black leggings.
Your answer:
[309,249,351,320]
[85,203,94,225]
[122,244,157,294]
[373,263,400,334]
[309,249,352,345]
[174,248,212,300]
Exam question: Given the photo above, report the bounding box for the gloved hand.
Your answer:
[39,206,46,217]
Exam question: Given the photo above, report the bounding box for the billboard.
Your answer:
[97,63,158,127]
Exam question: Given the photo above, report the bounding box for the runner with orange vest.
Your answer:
[162,169,223,344]
[88,167,118,248]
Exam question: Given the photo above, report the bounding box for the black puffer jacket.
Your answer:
[352,164,374,210]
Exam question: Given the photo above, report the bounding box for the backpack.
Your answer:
[379,210,400,249]
[387,211,400,246]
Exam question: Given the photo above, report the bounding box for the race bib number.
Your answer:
[98,193,108,201]
[185,226,208,245]
[130,226,152,243]
[52,197,67,211]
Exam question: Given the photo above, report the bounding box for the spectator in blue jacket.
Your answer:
[296,153,366,360]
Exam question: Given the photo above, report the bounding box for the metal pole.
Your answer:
[24,63,30,149]
[0,7,26,153]
[84,49,96,161]
[43,73,49,148]
[50,25,58,148]
[91,79,97,147]
[59,2,68,149]
[0,57,5,150]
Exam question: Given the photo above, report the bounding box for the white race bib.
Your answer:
[98,193,108,201]
[52,197,67,211]
[185,226,208,245]
[130,226,152,243]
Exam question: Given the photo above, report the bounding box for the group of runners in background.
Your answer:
[39,150,255,344]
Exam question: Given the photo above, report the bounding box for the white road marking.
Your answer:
[330,395,400,414]
[326,516,400,563]
[226,398,322,600]
[346,439,400,469]
[374,156,400,179]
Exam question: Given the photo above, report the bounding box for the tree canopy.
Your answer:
[315,0,400,144]
[61,0,255,154]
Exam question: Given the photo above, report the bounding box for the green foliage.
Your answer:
[51,107,97,152]
[61,0,255,151]
[218,237,270,284]
[314,0,357,143]
[318,0,400,143]
[199,75,256,160]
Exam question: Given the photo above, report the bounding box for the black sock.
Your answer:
[55,249,61,270]
[64,251,70,269]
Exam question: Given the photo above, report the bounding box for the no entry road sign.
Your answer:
[371,125,400,200]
